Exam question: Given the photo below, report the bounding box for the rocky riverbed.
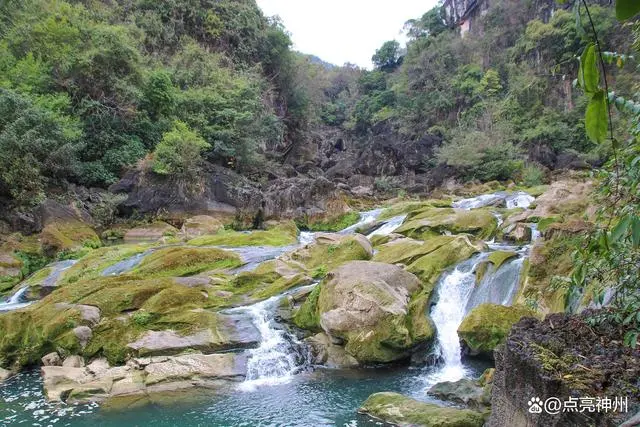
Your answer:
[1,179,638,426]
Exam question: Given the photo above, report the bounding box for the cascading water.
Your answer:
[367,214,407,238]
[465,257,524,313]
[453,191,535,210]
[101,251,151,276]
[0,286,31,312]
[424,257,481,385]
[339,208,383,234]
[229,288,314,390]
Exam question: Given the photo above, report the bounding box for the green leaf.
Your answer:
[580,43,599,94]
[611,215,631,242]
[585,90,608,143]
[616,0,640,20]
[632,216,640,248]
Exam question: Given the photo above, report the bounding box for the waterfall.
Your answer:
[465,257,524,313]
[101,251,151,276]
[339,209,383,234]
[367,214,407,238]
[425,258,480,384]
[0,287,31,312]
[233,294,311,390]
[453,191,535,210]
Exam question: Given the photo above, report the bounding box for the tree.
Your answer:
[152,121,211,178]
[372,40,403,71]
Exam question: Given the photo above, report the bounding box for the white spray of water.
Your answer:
[424,259,479,385]
[234,294,311,390]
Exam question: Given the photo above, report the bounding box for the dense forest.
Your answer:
[0,0,636,209]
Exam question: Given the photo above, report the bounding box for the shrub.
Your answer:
[152,121,210,178]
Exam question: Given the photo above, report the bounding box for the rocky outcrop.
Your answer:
[111,163,350,224]
[42,353,246,402]
[181,215,224,238]
[396,207,498,240]
[458,304,537,359]
[298,261,433,363]
[0,251,23,293]
[123,222,178,242]
[359,392,484,427]
[428,369,494,411]
[305,332,359,368]
[489,312,640,427]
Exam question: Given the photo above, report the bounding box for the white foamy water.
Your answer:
[339,209,383,234]
[367,214,407,238]
[453,191,535,210]
[423,258,480,385]
[231,294,311,390]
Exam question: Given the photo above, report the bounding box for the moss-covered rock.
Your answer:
[283,233,373,273]
[58,244,151,285]
[359,392,484,427]
[132,247,242,277]
[305,261,433,363]
[40,221,101,256]
[181,215,224,238]
[378,199,452,221]
[123,222,178,242]
[486,251,518,271]
[396,207,498,240]
[458,303,537,358]
[188,221,298,247]
[516,234,579,313]
[298,211,360,232]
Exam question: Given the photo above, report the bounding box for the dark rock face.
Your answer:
[110,163,261,217]
[489,312,640,427]
[110,163,348,222]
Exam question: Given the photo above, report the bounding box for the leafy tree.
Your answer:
[0,89,80,204]
[372,40,403,71]
[152,121,210,178]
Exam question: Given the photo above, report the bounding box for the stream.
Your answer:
[0,193,536,426]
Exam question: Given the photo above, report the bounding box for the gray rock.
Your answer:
[73,326,93,349]
[62,355,85,368]
[54,303,101,326]
[0,367,11,382]
[305,333,359,368]
[42,352,62,366]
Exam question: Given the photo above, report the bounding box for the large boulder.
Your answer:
[428,369,494,411]
[458,304,537,359]
[300,261,433,363]
[181,215,224,238]
[40,220,100,255]
[359,392,484,427]
[123,222,179,242]
[395,207,498,240]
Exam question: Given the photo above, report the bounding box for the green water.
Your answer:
[0,362,489,426]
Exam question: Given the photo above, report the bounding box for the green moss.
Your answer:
[535,216,563,232]
[58,244,151,285]
[188,221,298,247]
[40,221,101,255]
[486,251,518,270]
[0,303,82,367]
[293,285,321,331]
[297,212,360,232]
[132,247,242,277]
[379,199,453,221]
[289,236,372,271]
[396,208,497,240]
[458,303,538,355]
[359,392,484,427]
